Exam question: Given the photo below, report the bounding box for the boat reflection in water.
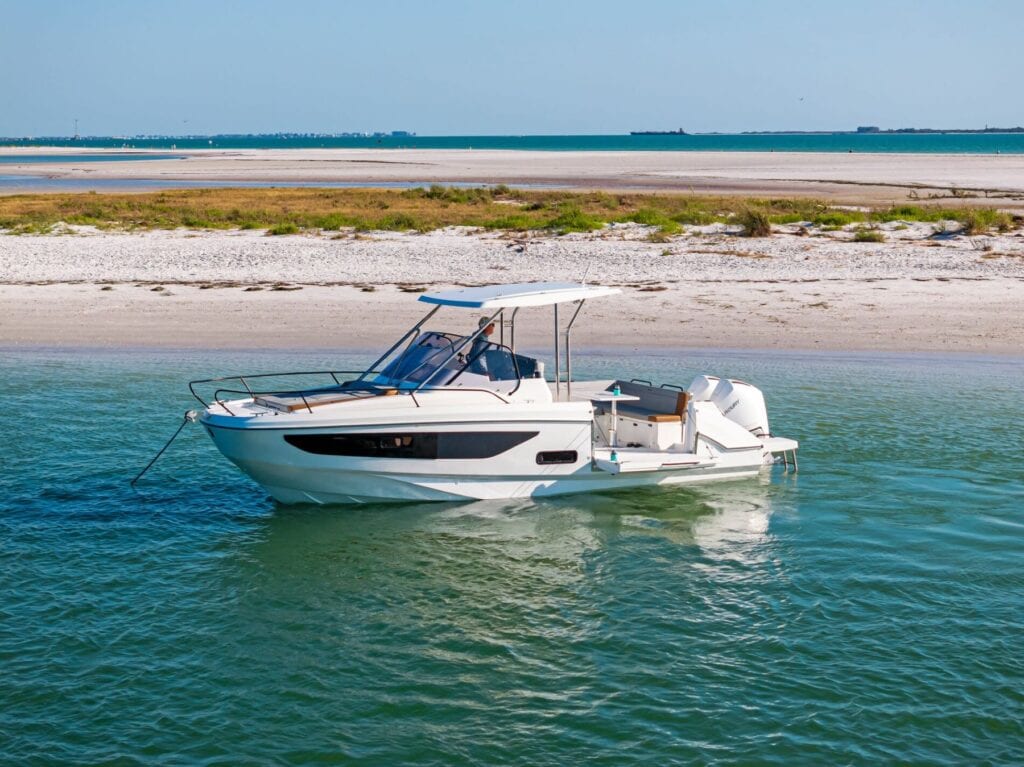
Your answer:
[200,477,795,725]
[233,474,790,589]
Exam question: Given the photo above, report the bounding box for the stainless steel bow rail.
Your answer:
[133,365,527,484]
[188,370,373,415]
[131,371,370,485]
[188,368,516,416]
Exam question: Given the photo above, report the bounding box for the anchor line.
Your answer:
[130,410,198,486]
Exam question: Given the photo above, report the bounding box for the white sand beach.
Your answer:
[2,222,1022,354]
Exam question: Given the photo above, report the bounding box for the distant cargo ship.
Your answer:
[630,128,688,136]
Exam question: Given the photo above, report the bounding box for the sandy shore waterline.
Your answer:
[2,280,1021,355]
[4,148,1024,203]
[2,224,1021,354]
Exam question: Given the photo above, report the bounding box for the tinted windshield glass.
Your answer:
[458,342,524,381]
[377,332,461,384]
[375,331,530,386]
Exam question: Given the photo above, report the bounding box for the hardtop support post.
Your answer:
[554,304,560,401]
[509,308,520,353]
[564,300,585,400]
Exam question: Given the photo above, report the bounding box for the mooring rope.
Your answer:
[130,410,198,487]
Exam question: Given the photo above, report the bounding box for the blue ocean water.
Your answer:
[2,348,1023,764]
[4,133,1024,153]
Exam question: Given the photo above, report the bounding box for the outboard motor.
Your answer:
[710,378,770,436]
[688,375,721,401]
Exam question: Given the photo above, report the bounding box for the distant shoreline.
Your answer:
[733,127,1024,135]
[5,127,1024,143]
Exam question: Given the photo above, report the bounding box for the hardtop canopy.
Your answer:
[418,281,620,309]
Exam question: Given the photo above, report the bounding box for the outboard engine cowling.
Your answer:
[710,378,770,436]
[688,375,721,401]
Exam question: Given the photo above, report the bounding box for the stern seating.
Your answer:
[604,380,690,450]
[606,380,689,422]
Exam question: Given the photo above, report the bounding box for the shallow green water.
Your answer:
[2,349,1023,765]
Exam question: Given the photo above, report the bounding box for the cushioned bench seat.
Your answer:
[605,380,689,423]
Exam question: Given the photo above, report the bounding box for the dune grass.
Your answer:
[267,222,300,236]
[853,228,886,243]
[0,186,1018,236]
[736,207,772,237]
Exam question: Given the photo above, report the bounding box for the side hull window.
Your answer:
[536,450,578,465]
[285,431,538,459]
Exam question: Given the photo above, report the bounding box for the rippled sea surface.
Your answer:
[3,349,1023,765]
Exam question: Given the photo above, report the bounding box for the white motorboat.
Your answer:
[188,282,798,504]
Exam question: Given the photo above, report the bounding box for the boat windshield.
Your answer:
[373,331,537,387]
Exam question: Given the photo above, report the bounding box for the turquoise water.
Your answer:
[3,348,1023,764]
[4,133,1024,153]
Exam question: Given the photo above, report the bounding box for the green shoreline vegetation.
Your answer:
[0,185,1017,237]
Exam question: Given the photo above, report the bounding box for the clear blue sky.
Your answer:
[2,0,1021,136]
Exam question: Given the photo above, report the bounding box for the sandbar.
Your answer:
[2,223,1021,355]
[3,147,1024,204]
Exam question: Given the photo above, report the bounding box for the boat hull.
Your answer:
[202,418,765,504]
[250,463,763,504]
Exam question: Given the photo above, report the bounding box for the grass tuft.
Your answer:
[624,207,682,236]
[481,214,535,231]
[853,228,886,243]
[545,206,604,234]
[813,211,862,227]
[373,213,421,231]
[958,209,1015,235]
[737,207,771,237]
[267,222,300,235]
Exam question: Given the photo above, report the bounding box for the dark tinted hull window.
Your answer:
[285,431,538,459]
[536,450,578,465]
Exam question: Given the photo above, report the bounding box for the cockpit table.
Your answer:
[588,392,641,447]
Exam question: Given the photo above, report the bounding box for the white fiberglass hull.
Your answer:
[258,467,764,505]
[202,417,769,505]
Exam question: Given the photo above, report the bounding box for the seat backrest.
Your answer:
[609,379,687,416]
[674,391,690,418]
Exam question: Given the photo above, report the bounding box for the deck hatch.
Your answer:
[284,431,538,459]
